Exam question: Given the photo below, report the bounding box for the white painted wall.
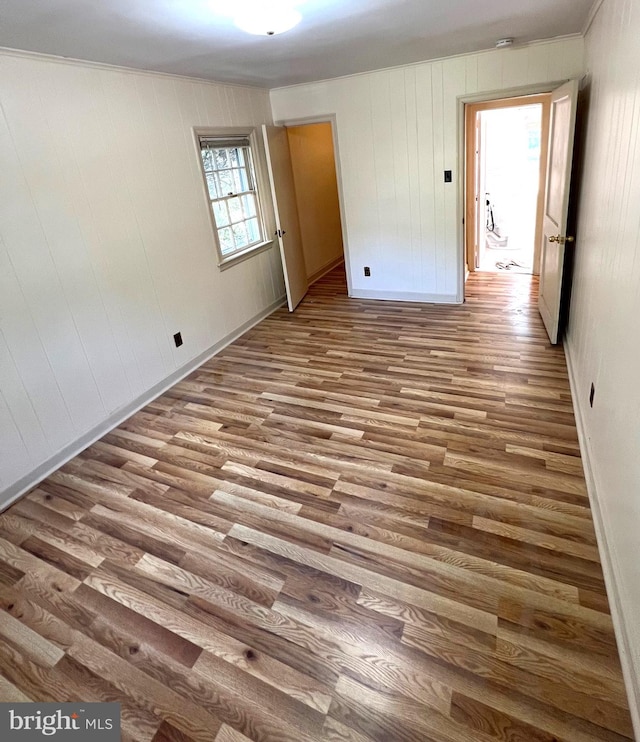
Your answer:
[271,37,584,303]
[0,51,284,503]
[565,0,640,732]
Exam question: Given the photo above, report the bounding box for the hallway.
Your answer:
[0,268,632,741]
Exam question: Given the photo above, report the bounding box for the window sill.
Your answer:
[218,239,275,271]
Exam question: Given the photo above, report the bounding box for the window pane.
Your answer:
[246,218,260,244]
[206,173,219,199]
[241,194,257,217]
[201,148,214,170]
[214,149,228,169]
[218,227,235,255]
[218,169,234,195]
[232,221,249,248]
[199,138,263,260]
[227,197,243,223]
[212,200,229,227]
[233,168,249,193]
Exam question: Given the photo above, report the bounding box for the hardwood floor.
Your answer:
[0,267,633,742]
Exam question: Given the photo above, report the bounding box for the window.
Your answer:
[197,132,269,265]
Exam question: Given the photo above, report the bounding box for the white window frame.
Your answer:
[194,126,273,269]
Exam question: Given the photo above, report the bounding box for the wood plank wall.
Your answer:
[271,37,585,303]
[566,0,640,733]
[0,51,285,500]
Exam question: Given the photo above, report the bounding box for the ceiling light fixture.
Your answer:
[234,2,302,36]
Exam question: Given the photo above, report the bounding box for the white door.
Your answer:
[262,125,308,312]
[538,80,578,344]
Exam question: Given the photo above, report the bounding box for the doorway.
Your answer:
[263,118,347,312]
[465,94,551,276]
[286,122,345,284]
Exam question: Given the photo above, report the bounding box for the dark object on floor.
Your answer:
[496,259,527,270]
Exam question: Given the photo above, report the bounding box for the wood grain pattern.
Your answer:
[0,268,633,741]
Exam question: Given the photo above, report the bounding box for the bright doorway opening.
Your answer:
[286,122,345,285]
[479,105,541,272]
[465,94,551,276]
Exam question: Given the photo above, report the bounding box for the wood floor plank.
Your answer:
[214,726,254,742]
[67,633,224,742]
[449,691,568,742]
[0,268,632,741]
[0,607,66,666]
[0,674,33,702]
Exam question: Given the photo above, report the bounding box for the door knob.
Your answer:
[549,235,575,244]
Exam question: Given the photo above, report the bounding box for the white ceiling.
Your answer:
[0,0,593,88]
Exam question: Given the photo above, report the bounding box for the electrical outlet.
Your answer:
[589,382,595,407]
[364,266,371,277]
[173,332,183,348]
[444,170,452,183]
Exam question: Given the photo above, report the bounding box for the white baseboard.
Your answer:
[564,338,640,740]
[349,288,460,304]
[308,255,345,286]
[0,295,287,513]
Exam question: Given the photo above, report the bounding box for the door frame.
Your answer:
[464,93,551,276]
[457,82,569,302]
[272,114,352,297]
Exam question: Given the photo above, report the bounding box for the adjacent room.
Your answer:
[0,1,639,740]
[470,100,547,274]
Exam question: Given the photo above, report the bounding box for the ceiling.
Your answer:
[0,0,593,88]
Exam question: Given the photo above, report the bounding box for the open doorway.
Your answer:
[262,119,347,311]
[465,94,551,276]
[479,105,542,272]
[286,122,345,285]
